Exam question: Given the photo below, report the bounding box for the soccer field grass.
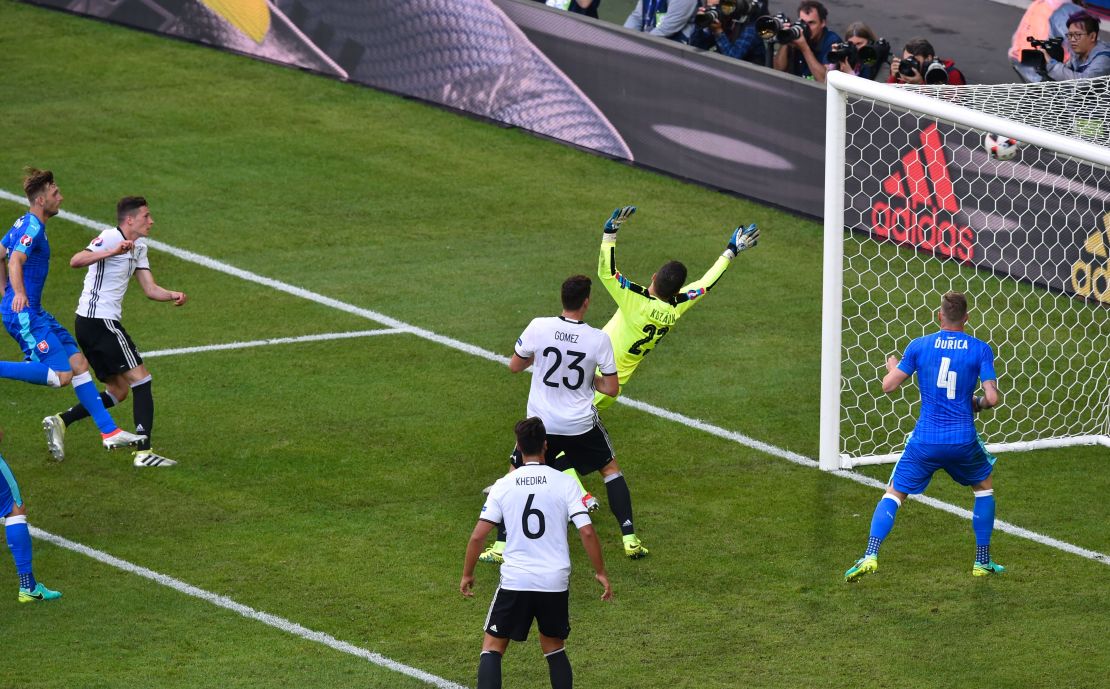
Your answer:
[0,2,1108,687]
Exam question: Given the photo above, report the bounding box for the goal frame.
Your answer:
[819,71,1110,471]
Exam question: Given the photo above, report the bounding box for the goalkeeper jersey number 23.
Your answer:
[598,234,731,382]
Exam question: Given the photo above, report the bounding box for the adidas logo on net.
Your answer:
[1071,212,1110,303]
[870,124,975,261]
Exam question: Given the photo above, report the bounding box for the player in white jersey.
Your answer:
[42,197,187,468]
[482,274,649,563]
[461,417,611,689]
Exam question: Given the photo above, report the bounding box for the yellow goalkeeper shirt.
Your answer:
[597,233,732,385]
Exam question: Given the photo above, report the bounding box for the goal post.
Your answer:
[820,71,1110,471]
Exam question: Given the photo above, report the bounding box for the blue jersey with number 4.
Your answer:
[898,330,996,445]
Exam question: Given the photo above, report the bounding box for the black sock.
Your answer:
[546,647,572,689]
[131,380,153,451]
[60,391,116,427]
[477,650,502,689]
[605,474,635,536]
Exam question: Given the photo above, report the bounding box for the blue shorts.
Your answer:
[2,309,78,372]
[888,438,996,494]
[0,455,22,516]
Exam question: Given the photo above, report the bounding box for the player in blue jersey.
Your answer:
[0,168,144,453]
[845,291,1005,581]
[0,427,62,603]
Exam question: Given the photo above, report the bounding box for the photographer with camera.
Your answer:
[830,22,889,81]
[689,0,767,66]
[624,0,699,43]
[887,37,967,86]
[770,1,841,83]
[1009,0,1083,82]
[1042,11,1110,80]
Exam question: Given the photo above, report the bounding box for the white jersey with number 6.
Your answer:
[515,316,616,436]
[480,463,592,592]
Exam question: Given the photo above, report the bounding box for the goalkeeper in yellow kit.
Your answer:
[594,206,760,410]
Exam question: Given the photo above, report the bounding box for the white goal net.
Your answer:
[820,72,1110,470]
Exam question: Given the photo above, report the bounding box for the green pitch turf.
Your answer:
[0,1,1107,687]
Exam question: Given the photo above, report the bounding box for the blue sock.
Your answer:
[73,372,118,434]
[865,494,902,557]
[0,360,51,385]
[973,489,995,565]
[5,515,36,590]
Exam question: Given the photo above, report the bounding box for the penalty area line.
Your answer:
[142,328,406,359]
[28,526,468,689]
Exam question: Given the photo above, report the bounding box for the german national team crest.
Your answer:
[19,234,33,247]
[36,340,49,354]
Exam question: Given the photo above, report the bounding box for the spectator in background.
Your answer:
[772,0,841,83]
[888,37,967,85]
[689,0,767,66]
[542,0,601,19]
[1009,0,1083,82]
[841,22,887,80]
[624,0,699,43]
[1042,11,1110,80]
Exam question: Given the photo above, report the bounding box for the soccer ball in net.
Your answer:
[983,132,1021,161]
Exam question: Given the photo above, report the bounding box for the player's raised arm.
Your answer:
[598,206,651,306]
[673,223,759,316]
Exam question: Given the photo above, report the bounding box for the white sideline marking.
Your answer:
[27,526,467,689]
[1,191,1107,675]
[142,329,405,358]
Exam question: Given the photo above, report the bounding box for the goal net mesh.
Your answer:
[838,76,1110,464]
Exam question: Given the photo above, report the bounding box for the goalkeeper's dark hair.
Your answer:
[117,196,148,224]
[653,260,688,301]
[515,417,547,457]
[941,291,968,323]
[23,167,55,202]
[904,37,936,58]
[561,275,592,311]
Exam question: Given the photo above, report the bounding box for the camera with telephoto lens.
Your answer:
[898,56,949,84]
[827,41,858,66]
[857,37,891,67]
[694,0,756,28]
[1020,35,1065,68]
[755,12,809,43]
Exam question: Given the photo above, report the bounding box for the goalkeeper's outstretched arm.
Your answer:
[598,206,652,308]
[674,223,760,316]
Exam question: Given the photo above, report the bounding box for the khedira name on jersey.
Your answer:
[515,475,549,486]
